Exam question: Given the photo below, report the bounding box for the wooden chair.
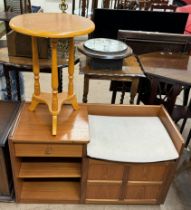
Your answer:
[110,30,191,105]
[4,0,32,13]
[138,0,152,10]
[72,0,99,18]
[172,99,191,147]
[150,0,169,5]
[3,0,11,11]
[185,127,191,147]
[151,4,177,11]
[114,0,139,10]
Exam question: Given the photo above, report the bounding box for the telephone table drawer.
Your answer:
[14,143,83,157]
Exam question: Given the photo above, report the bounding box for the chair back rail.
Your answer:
[4,0,32,13]
[151,4,177,12]
[118,30,191,55]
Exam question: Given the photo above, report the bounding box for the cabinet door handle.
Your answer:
[44,146,53,155]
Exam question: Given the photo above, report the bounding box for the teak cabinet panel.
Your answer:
[86,183,121,199]
[125,184,162,200]
[88,161,124,180]
[127,164,169,181]
[14,144,83,157]
[85,158,176,204]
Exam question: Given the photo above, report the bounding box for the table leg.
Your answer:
[68,38,78,109]
[72,0,75,14]
[29,36,41,111]
[120,82,127,104]
[15,71,21,101]
[51,39,59,135]
[3,65,12,100]
[82,75,89,103]
[130,78,139,104]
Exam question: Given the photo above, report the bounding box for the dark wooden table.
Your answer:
[139,51,191,126]
[139,52,191,87]
[79,54,145,104]
[0,46,72,100]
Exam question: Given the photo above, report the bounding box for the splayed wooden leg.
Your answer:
[52,115,57,136]
[29,97,40,111]
[71,95,79,110]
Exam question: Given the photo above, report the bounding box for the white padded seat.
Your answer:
[87,115,179,163]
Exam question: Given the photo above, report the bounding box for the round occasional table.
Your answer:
[9,13,95,135]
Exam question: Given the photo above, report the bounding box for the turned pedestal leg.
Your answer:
[68,38,79,110]
[28,37,78,135]
[51,39,59,135]
[29,37,41,111]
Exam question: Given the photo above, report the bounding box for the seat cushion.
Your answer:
[87,115,179,163]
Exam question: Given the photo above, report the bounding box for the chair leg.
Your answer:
[120,91,125,104]
[180,117,188,133]
[183,86,190,106]
[111,91,117,104]
[181,99,191,133]
[185,129,191,148]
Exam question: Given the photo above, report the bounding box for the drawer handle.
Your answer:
[44,146,53,155]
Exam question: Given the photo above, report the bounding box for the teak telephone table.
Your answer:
[9,103,184,204]
[9,13,95,135]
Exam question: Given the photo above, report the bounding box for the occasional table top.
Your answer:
[139,52,191,86]
[9,13,95,38]
[79,54,145,78]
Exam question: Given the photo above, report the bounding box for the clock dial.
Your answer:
[84,38,128,53]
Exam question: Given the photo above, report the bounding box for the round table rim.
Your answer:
[9,13,95,38]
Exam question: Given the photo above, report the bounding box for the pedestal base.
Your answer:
[29,92,79,135]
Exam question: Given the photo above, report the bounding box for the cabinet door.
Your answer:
[88,159,124,180]
[86,183,121,200]
[125,184,161,201]
[127,163,170,181]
